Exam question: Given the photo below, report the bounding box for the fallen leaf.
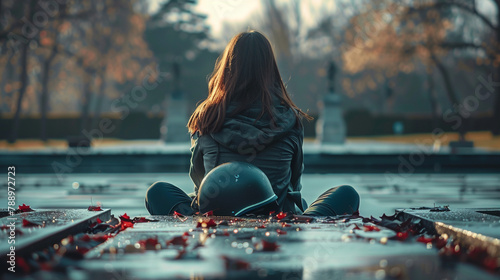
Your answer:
[80,234,91,242]
[363,225,381,232]
[276,229,287,235]
[166,235,188,247]
[174,211,188,222]
[276,212,287,220]
[92,234,111,243]
[120,221,134,231]
[482,257,499,271]
[392,231,409,241]
[196,218,217,228]
[119,213,132,222]
[416,236,434,244]
[18,204,34,212]
[222,256,251,270]
[88,206,102,211]
[17,257,31,273]
[138,237,160,250]
[203,210,214,217]
[258,240,279,252]
[22,219,42,228]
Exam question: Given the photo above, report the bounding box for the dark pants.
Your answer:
[145,182,360,216]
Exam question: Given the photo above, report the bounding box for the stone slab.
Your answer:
[0,209,111,261]
[398,208,500,259]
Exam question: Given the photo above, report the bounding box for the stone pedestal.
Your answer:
[161,91,189,143]
[316,93,346,144]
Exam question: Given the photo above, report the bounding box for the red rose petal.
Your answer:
[92,234,110,243]
[173,211,188,222]
[18,204,33,212]
[363,225,381,232]
[395,231,409,241]
[416,236,434,244]
[260,240,279,252]
[138,237,160,249]
[22,219,41,228]
[119,213,132,222]
[166,235,188,247]
[80,234,91,242]
[483,257,499,271]
[196,218,217,228]
[276,229,287,235]
[120,221,134,231]
[17,257,30,273]
[222,256,251,270]
[276,212,287,220]
[88,206,102,211]
[203,210,214,217]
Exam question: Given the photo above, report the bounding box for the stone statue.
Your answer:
[328,61,336,93]
[316,60,346,144]
[161,61,189,142]
[172,62,182,100]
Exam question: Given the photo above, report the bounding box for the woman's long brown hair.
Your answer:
[187,30,311,135]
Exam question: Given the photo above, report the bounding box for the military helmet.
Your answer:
[197,162,277,216]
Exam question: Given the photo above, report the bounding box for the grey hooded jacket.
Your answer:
[189,101,305,213]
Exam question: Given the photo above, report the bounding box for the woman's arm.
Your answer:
[189,134,205,194]
[290,129,304,193]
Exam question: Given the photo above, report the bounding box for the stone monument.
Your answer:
[162,62,189,143]
[316,61,346,144]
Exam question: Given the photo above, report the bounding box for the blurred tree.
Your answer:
[1,0,154,141]
[257,0,346,114]
[37,1,68,141]
[143,0,215,110]
[1,0,36,143]
[0,0,95,142]
[261,0,295,60]
[342,0,500,135]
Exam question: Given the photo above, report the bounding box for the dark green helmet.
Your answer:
[197,162,277,216]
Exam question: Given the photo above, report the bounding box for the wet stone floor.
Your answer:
[2,211,499,280]
[1,173,499,279]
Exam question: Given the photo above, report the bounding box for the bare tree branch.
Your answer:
[439,41,483,50]
[407,0,496,31]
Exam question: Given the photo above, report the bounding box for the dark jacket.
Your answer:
[189,101,305,213]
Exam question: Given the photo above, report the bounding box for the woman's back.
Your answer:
[189,100,304,213]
